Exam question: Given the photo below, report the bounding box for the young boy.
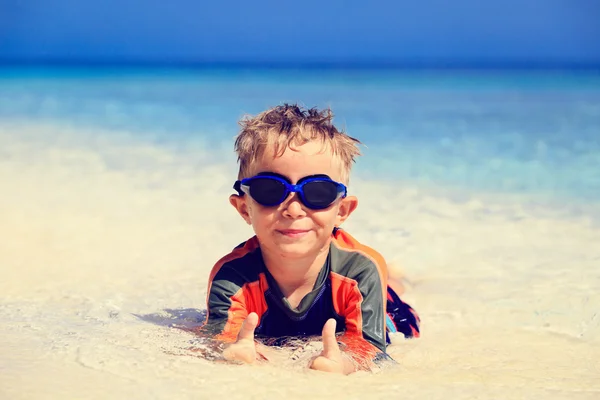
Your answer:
[201,104,419,374]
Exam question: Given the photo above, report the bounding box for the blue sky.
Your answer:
[1,0,599,64]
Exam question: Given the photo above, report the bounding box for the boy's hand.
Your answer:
[222,312,258,364]
[309,319,356,375]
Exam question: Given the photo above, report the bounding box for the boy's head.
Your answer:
[229,104,362,260]
[234,104,361,184]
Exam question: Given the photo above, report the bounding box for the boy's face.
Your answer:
[230,140,358,261]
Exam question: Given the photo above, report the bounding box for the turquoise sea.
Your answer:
[2,65,599,204]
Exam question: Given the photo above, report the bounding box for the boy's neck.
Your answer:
[261,245,330,299]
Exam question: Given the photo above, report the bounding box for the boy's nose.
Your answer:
[282,193,306,218]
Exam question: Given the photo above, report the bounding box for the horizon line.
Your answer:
[1,58,600,71]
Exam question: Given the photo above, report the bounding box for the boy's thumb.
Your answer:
[321,318,340,357]
[237,312,258,342]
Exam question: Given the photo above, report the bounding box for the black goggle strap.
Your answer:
[233,180,244,196]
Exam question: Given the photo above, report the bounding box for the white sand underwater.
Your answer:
[1,122,599,399]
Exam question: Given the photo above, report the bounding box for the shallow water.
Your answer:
[1,69,599,399]
[2,67,600,200]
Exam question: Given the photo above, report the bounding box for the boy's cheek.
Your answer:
[246,203,273,227]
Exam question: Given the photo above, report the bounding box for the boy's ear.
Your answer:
[336,195,358,226]
[229,194,252,225]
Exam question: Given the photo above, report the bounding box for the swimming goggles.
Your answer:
[233,172,347,210]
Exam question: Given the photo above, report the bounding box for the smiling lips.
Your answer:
[277,229,310,238]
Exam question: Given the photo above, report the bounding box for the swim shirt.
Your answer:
[203,228,417,362]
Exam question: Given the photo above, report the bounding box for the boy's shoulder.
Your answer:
[331,228,387,264]
[330,228,388,281]
[207,236,262,283]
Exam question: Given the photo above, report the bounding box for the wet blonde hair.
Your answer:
[234,104,362,183]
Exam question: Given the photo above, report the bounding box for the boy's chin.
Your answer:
[272,241,330,259]
[275,243,314,258]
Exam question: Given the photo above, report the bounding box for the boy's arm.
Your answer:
[311,270,386,375]
[203,267,273,364]
[202,266,250,343]
[336,263,388,368]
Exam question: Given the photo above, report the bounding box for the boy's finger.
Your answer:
[237,312,258,342]
[321,318,340,358]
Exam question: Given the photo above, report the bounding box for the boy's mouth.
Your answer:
[277,229,310,238]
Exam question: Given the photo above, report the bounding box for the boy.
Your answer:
[202,104,419,374]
